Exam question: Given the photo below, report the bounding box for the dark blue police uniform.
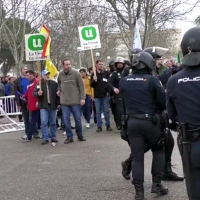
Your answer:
[108,68,124,129]
[166,26,200,200]
[120,71,168,199]
[167,67,200,200]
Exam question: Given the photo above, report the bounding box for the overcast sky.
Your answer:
[176,5,199,36]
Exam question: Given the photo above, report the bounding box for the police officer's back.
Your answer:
[167,27,200,199]
[120,52,168,200]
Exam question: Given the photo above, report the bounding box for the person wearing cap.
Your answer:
[34,70,60,145]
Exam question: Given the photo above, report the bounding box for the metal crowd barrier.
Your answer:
[0,95,24,133]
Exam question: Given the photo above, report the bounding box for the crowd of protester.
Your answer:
[0,57,180,145]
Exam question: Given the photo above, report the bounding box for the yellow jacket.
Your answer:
[82,76,94,97]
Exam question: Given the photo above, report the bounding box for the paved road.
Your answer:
[0,120,187,200]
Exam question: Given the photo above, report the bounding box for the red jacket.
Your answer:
[24,78,39,111]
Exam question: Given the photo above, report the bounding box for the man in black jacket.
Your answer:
[34,70,60,145]
[90,60,113,132]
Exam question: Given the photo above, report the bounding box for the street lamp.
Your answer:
[77,47,82,68]
[107,56,111,65]
[10,69,13,76]
[107,56,111,60]
[95,52,100,58]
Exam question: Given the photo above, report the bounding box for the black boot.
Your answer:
[134,184,146,200]
[162,162,184,181]
[121,161,131,180]
[151,176,168,195]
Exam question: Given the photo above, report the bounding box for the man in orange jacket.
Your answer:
[23,70,40,141]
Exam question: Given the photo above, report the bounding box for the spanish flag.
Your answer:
[40,24,50,58]
[46,59,58,79]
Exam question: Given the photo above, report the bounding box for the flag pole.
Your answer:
[90,49,96,77]
[36,61,42,91]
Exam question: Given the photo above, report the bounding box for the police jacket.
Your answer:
[108,67,124,95]
[122,65,173,86]
[90,70,110,98]
[166,66,200,126]
[120,70,166,115]
[121,66,132,79]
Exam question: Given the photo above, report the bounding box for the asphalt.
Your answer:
[0,119,188,200]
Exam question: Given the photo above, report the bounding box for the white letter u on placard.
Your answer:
[32,39,42,48]
[85,30,93,38]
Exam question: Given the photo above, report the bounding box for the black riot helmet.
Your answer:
[109,60,115,66]
[108,60,115,72]
[129,48,142,62]
[143,46,168,59]
[132,52,155,72]
[124,59,131,66]
[181,27,200,66]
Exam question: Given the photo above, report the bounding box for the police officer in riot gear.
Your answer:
[142,46,184,181]
[121,47,183,181]
[108,60,117,124]
[143,47,178,85]
[120,52,168,200]
[108,57,125,130]
[167,27,200,200]
[121,48,142,78]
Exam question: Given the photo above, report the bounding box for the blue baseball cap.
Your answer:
[41,70,50,76]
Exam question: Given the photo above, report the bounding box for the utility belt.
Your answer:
[128,114,160,126]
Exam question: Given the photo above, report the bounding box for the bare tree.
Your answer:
[1,0,52,74]
[103,0,199,51]
[195,15,200,25]
[43,0,120,68]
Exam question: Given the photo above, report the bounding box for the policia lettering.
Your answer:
[141,46,184,182]
[121,46,183,184]
[120,52,168,200]
[167,27,200,200]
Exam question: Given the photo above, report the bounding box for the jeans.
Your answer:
[61,105,82,139]
[40,108,57,140]
[81,95,91,123]
[28,110,40,140]
[94,96,110,127]
[21,105,30,135]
